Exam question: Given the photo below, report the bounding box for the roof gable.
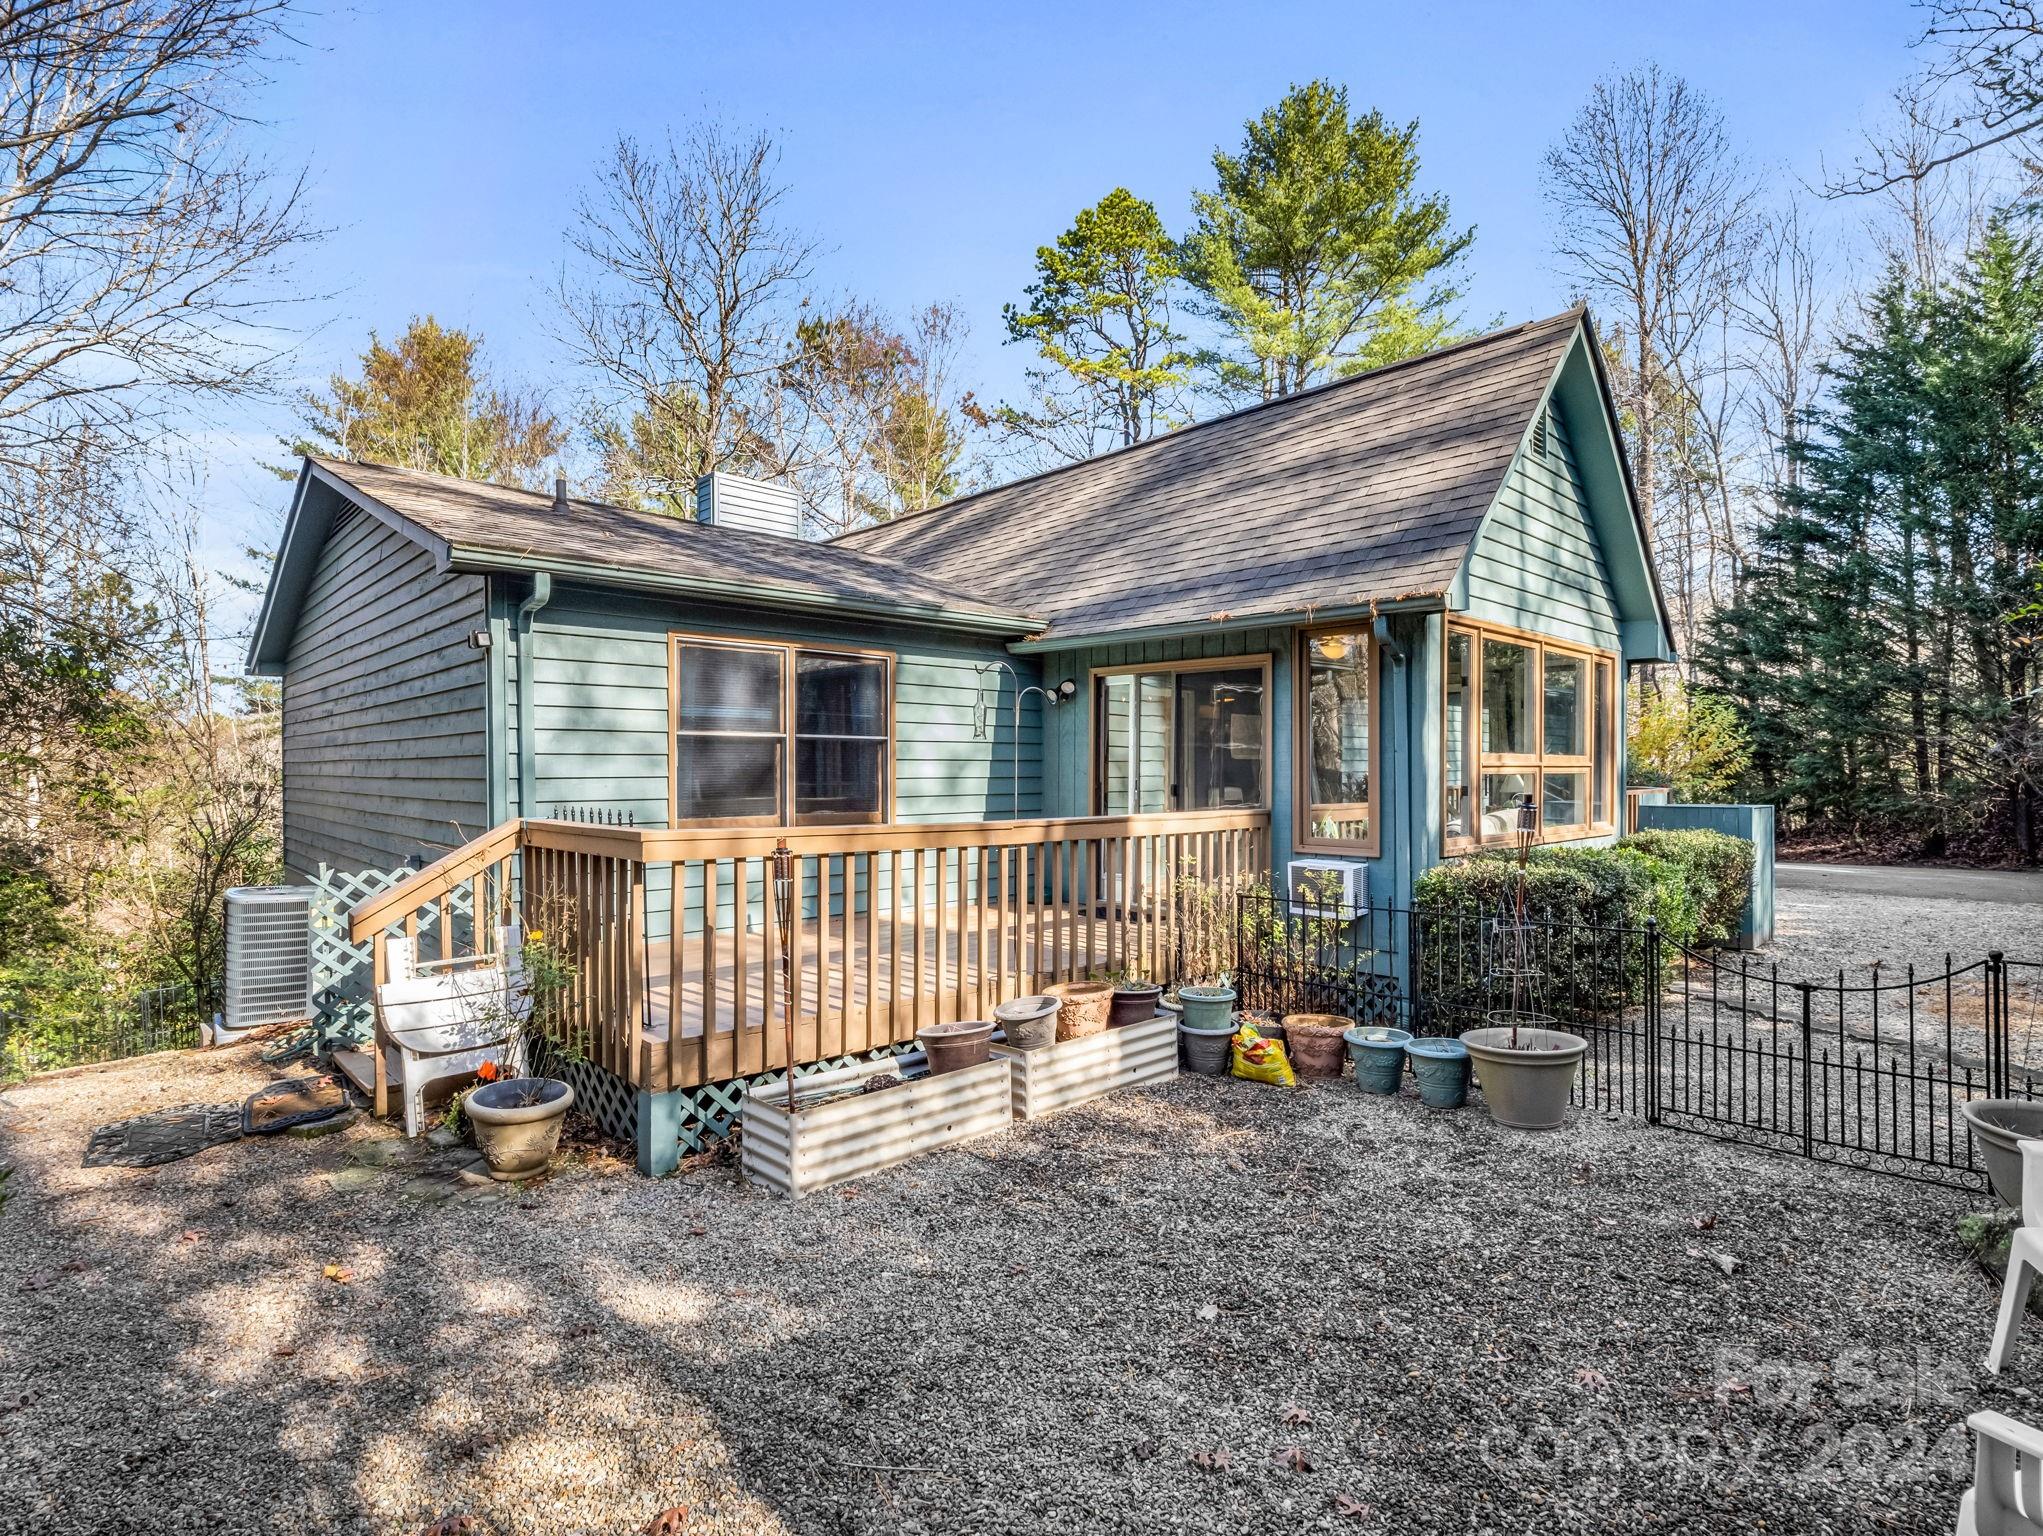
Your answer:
[841,310,1597,643]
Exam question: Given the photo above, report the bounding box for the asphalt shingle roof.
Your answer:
[306,456,1039,627]
[839,309,1585,640]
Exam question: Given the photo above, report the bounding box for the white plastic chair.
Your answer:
[1958,1411,2043,1535]
[1988,1139,2043,1374]
[375,924,530,1137]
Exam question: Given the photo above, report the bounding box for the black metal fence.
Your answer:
[0,982,201,1078]
[1233,891,2034,1194]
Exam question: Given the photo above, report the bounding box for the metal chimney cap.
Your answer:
[551,474,568,512]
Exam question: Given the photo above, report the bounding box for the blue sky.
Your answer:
[207,0,1931,626]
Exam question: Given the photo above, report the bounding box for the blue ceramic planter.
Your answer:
[1177,984,1237,1032]
[1404,1037,1471,1110]
[1345,1026,1413,1094]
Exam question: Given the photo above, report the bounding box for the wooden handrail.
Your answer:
[348,819,523,940]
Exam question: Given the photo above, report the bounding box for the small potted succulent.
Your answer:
[993,994,1061,1051]
[460,923,578,1181]
[1106,972,1165,1028]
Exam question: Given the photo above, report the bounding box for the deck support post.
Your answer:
[636,1088,683,1177]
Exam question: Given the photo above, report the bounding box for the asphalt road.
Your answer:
[1777,860,2043,906]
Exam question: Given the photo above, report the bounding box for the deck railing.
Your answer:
[348,808,1270,1109]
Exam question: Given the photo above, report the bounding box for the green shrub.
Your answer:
[1615,828,1754,945]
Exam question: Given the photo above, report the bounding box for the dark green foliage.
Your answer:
[1618,828,1756,945]
[1412,831,1754,1024]
[1697,223,2043,862]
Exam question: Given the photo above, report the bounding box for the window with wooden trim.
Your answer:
[1296,628,1380,854]
[1092,658,1268,814]
[669,637,891,826]
[1443,622,1619,850]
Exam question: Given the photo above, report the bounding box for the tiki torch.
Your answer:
[772,838,796,1116]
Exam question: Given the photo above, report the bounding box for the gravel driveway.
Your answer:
[0,1041,2032,1535]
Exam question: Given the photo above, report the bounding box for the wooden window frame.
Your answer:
[1293,626,1382,858]
[1086,653,1273,818]
[667,631,896,829]
[1442,617,1619,854]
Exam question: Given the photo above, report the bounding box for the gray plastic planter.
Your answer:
[1177,984,1237,1032]
[1345,1026,1412,1094]
[993,994,1060,1051]
[1178,1020,1236,1076]
[1962,1098,2043,1208]
[1460,1025,1588,1130]
[1405,1038,1471,1109]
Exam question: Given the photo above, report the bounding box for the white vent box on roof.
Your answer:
[218,885,310,1043]
[695,472,802,538]
[1286,859,1366,918]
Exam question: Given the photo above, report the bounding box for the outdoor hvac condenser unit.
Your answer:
[217,885,311,1043]
[1285,859,1367,919]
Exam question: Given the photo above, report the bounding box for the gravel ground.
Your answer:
[1,1040,2035,1536]
[1759,885,2039,979]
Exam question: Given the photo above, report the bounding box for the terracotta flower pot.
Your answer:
[992,994,1060,1051]
[1281,1013,1352,1079]
[1045,981,1111,1040]
[1108,983,1163,1028]
[464,1076,574,1181]
[918,1019,996,1075]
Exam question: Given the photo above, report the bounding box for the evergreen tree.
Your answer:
[1186,81,1472,400]
[286,316,566,489]
[998,188,1194,461]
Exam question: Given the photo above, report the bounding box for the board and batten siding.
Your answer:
[1460,405,1621,650]
[282,506,489,877]
[506,583,1043,825]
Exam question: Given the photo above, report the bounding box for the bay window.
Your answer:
[670,636,890,826]
[1094,659,1268,814]
[1297,629,1379,854]
[1444,622,1618,850]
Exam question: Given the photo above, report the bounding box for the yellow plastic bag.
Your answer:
[1230,1025,1297,1087]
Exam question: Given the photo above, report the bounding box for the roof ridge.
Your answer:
[832,306,1587,548]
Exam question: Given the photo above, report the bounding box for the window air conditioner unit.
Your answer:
[1286,859,1366,918]
[216,885,311,1043]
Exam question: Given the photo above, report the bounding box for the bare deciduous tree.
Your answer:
[1543,63,1755,645]
[1734,197,1832,503]
[0,0,314,468]
[557,127,820,511]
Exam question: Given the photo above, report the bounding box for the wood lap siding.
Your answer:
[511,586,1043,827]
[282,510,488,876]
[1462,407,1621,650]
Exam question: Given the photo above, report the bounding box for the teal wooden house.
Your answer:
[247,308,1674,1166]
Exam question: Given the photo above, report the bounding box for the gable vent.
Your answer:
[1530,409,1550,461]
[330,499,362,537]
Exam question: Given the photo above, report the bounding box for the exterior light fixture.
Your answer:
[1313,634,1352,662]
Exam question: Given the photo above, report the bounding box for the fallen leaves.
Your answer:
[642,1507,689,1534]
[1716,1377,1755,1404]
[1279,1403,1313,1427]
[321,1263,354,1285]
[1195,1303,1219,1322]
[1691,1213,1719,1232]
[177,1228,206,1245]
[1685,1245,1743,1276]
[1188,1447,1230,1473]
[1333,1491,1372,1520]
[418,1517,475,1536]
[1269,1444,1315,1473]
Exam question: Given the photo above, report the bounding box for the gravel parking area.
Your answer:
[0,1041,2031,1535]
[1762,881,2039,979]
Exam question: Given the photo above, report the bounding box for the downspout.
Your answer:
[516,571,553,818]
[1372,615,1412,901]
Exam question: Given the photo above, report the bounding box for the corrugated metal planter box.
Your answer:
[740,1058,1013,1198]
[992,1013,1178,1121]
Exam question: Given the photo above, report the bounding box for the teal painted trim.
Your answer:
[449,546,1041,638]
[1011,597,1446,656]
[636,1089,683,1176]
